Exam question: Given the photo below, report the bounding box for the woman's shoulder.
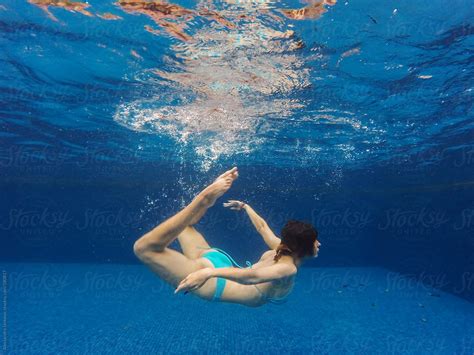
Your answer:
[260,249,278,261]
[262,249,276,257]
[251,250,276,268]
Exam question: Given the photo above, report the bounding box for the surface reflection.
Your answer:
[26,0,338,166]
[115,0,336,164]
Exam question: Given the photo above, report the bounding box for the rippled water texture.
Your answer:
[0,0,473,170]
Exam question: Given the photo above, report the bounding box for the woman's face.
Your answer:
[313,240,321,257]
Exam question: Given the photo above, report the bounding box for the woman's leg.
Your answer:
[133,167,238,292]
[177,226,211,260]
[134,167,237,253]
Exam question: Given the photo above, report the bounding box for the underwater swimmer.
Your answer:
[133,167,320,307]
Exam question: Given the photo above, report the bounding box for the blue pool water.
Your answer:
[1,0,473,353]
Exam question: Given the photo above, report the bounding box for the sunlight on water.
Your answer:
[5,0,468,174]
[113,1,337,170]
[21,0,385,171]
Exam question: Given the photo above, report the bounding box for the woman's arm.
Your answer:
[243,204,281,249]
[223,200,281,249]
[175,263,297,294]
[210,263,296,284]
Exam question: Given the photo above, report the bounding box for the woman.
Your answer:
[133,167,320,307]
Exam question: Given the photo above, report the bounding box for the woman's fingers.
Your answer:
[223,200,243,210]
[225,200,240,205]
[224,205,240,210]
[176,283,191,294]
[175,281,201,294]
[175,277,190,293]
[224,201,239,206]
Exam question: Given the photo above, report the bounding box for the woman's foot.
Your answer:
[199,167,239,208]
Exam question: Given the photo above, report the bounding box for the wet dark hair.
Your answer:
[274,220,318,262]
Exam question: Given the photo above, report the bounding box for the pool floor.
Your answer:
[3,263,473,354]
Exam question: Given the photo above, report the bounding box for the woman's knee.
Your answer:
[133,237,164,260]
[133,239,144,258]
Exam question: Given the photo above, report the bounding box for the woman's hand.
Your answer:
[223,200,246,211]
[174,268,213,294]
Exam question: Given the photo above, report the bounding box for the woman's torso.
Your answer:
[205,249,296,307]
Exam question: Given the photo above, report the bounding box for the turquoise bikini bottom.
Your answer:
[200,249,236,301]
[199,247,288,304]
